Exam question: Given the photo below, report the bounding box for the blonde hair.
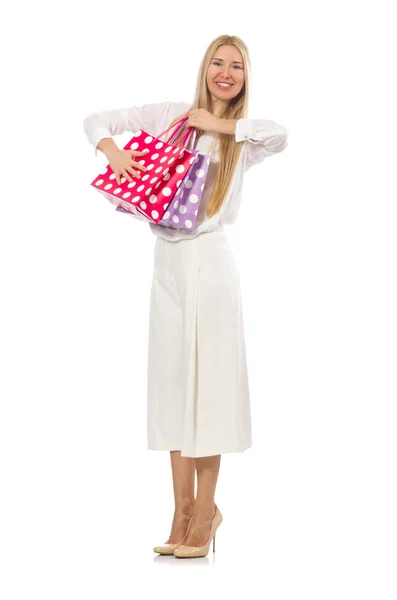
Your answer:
[166,34,251,218]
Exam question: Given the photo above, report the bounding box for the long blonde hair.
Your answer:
[166,34,251,218]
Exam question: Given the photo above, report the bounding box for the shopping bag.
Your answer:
[114,122,195,224]
[158,128,211,231]
[90,116,196,224]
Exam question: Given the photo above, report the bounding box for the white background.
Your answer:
[1,0,396,597]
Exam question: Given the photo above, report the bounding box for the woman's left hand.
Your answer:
[187,109,222,134]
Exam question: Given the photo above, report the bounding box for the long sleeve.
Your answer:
[235,118,289,171]
[83,100,187,157]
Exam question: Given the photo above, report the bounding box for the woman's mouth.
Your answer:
[215,81,234,90]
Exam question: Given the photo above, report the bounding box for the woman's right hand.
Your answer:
[106,148,150,185]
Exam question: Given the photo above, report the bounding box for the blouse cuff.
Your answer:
[235,118,289,143]
[235,118,253,142]
[92,127,113,157]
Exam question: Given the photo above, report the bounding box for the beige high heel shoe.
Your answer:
[153,514,194,555]
[173,505,222,558]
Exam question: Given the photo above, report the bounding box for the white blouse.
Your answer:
[83,100,289,242]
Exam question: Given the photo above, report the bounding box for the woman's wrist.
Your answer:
[217,118,238,135]
[97,137,120,157]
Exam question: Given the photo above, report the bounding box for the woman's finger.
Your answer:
[133,149,150,157]
[129,164,144,176]
[128,166,141,179]
[121,168,132,183]
[126,167,138,180]
[131,159,147,173]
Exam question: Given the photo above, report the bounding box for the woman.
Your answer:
[83,34,288,558]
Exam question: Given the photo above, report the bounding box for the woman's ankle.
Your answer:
[175,499,195,515]
[192,501,216,517]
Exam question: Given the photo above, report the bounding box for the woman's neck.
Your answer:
[210,96,229,118]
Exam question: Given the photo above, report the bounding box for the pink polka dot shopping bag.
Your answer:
[90,116,197,224]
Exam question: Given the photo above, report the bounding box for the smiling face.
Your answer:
[206,44,245,104]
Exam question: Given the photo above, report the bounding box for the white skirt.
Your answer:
[147,229,252,458]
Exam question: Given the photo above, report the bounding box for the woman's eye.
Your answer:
[213,62,242,69]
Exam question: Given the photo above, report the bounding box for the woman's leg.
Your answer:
[183,454,221,547]
[165,451,196,544]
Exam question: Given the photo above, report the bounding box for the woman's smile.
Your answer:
[215,81,234,90]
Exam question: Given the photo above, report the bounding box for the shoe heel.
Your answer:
[213,533,216,553]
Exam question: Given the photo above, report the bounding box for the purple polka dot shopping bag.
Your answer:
[90,116,196,224]
[158,128,211,232]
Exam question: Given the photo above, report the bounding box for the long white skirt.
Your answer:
[147,229,252,458]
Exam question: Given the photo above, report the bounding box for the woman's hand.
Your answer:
[106,148,149,185]
[186,109,222,134]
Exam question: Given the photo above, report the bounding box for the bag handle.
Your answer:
[186,128,197,148]
[169,125,197,150]
[157,115,188,142]
[172,126,193,147]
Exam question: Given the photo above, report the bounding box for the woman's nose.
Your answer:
[219,66,233,78]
